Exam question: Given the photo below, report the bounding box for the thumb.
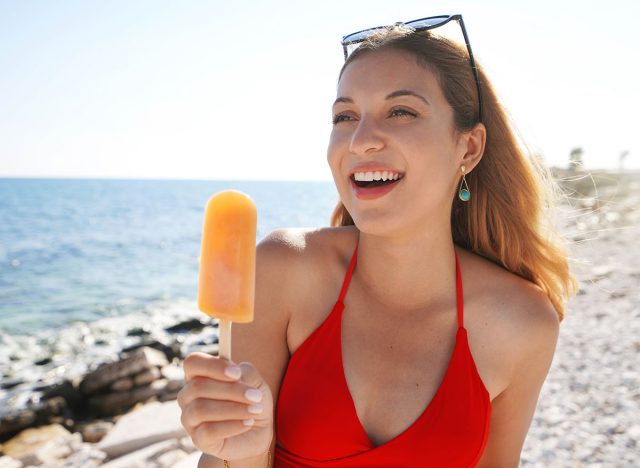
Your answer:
[237,361,267,390]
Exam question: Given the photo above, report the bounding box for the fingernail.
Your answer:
[224,366,242,379]
[245,388,263,403]
[248,403,264,414]
[243,418,255,426]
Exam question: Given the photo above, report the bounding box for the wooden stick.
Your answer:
[218,318,232,360]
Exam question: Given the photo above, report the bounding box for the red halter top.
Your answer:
[274,240,492,467]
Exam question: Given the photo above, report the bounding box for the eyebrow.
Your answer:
[333,89,431,107]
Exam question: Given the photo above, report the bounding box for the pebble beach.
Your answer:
[521,169,640,467]
[0,169,639,467]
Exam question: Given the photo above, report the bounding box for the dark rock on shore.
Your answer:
[34,357,53,366]
[80,347,168,396]
[126,326,151,337]
[120,337,179,362]
[164,318,211,333]
[0,397,67,440]
[1,378,24,390]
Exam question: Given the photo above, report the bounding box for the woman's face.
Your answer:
[327,48,468,237]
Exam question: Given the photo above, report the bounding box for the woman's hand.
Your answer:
[177,352,274,461]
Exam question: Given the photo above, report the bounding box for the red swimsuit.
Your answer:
[274,240,492,467]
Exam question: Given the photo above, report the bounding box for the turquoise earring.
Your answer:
[458,165,471,202]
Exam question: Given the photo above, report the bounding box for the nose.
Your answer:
[348,115,385,156]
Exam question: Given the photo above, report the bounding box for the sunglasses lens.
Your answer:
[342,28,384,45]
[343,16,451,46]
[405,16,450,30]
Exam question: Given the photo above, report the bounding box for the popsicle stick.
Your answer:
[218,318,232,360]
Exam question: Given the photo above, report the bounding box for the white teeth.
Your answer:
[353,171,402,182]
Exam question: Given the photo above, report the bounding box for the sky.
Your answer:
[0,0,638,181]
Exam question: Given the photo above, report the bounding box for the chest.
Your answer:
[287,288,510,447]
[341,303,462,446]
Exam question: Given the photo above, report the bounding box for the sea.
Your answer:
[0,178,339,337]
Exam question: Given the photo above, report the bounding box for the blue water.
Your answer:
[0,178,338,334]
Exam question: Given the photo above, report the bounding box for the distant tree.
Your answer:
[619,150,629,170]
[569,147,584,171]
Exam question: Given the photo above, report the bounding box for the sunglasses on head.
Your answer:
[341,14,483,123]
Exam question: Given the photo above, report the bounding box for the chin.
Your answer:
[347,211,404,238]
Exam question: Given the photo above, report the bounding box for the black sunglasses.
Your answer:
[341,14,483,123]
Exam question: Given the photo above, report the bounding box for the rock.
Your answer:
[154,448,189,467]
[101,439,178,467]
[161,364,185,392]
[0,410,36,439]
[179,435,197,453]
[165,318,208,333]
[590,264,615,280]
[89,379,168,417]
[33,357,52,366]
[0,378,24,390]
[0,397,67,440]
[159,390,180,402]
[79,420,114,443]
[41,379,84,410]
[132,379,168,401]
[133,367,161,386]
[126,326,151,337]
[180,343,219,359]
[0,456,23,468]
[1,424,73,466]
[88,392,135,417]
[97,400,187,458]
[80,347,168,395]
[173,451,202,468]
[121,338,178,362]
[57,442,107,467]
[110,377,134,392]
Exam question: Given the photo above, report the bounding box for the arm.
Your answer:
[476,286,561,468]
[198,230,302,467]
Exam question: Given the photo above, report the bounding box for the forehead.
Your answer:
[337,48,441,98]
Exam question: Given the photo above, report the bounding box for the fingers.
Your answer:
[183,353,267,389]
[236,361,266,389]
[191,420,254,453]
[183,352,240,382]
[181,398,264,433]
[178,353,273,458]
[177,375,264,409]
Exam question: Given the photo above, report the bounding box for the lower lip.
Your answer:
[350,177,402,200]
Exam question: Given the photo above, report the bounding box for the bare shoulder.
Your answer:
[258,225,357,273]
[257,226,359,354]
[456,246,560,381]
[257,226,358,317]
[259,225,355,256]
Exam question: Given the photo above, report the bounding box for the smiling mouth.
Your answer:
[350,174,405,188]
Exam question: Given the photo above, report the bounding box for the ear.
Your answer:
[458,122,486,173]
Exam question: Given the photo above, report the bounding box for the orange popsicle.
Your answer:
[197,190,257,360]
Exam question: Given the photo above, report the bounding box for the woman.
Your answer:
[178,15,578,467]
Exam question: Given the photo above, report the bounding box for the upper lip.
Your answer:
[349,164,405,177]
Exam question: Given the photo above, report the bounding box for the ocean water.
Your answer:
[0,178,339,335]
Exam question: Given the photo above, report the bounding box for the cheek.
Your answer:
[326,134,343,176]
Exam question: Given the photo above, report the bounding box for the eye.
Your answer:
[390,108,417,118]
[332,113,353,125]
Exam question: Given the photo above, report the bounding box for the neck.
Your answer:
[353,227,458,313]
